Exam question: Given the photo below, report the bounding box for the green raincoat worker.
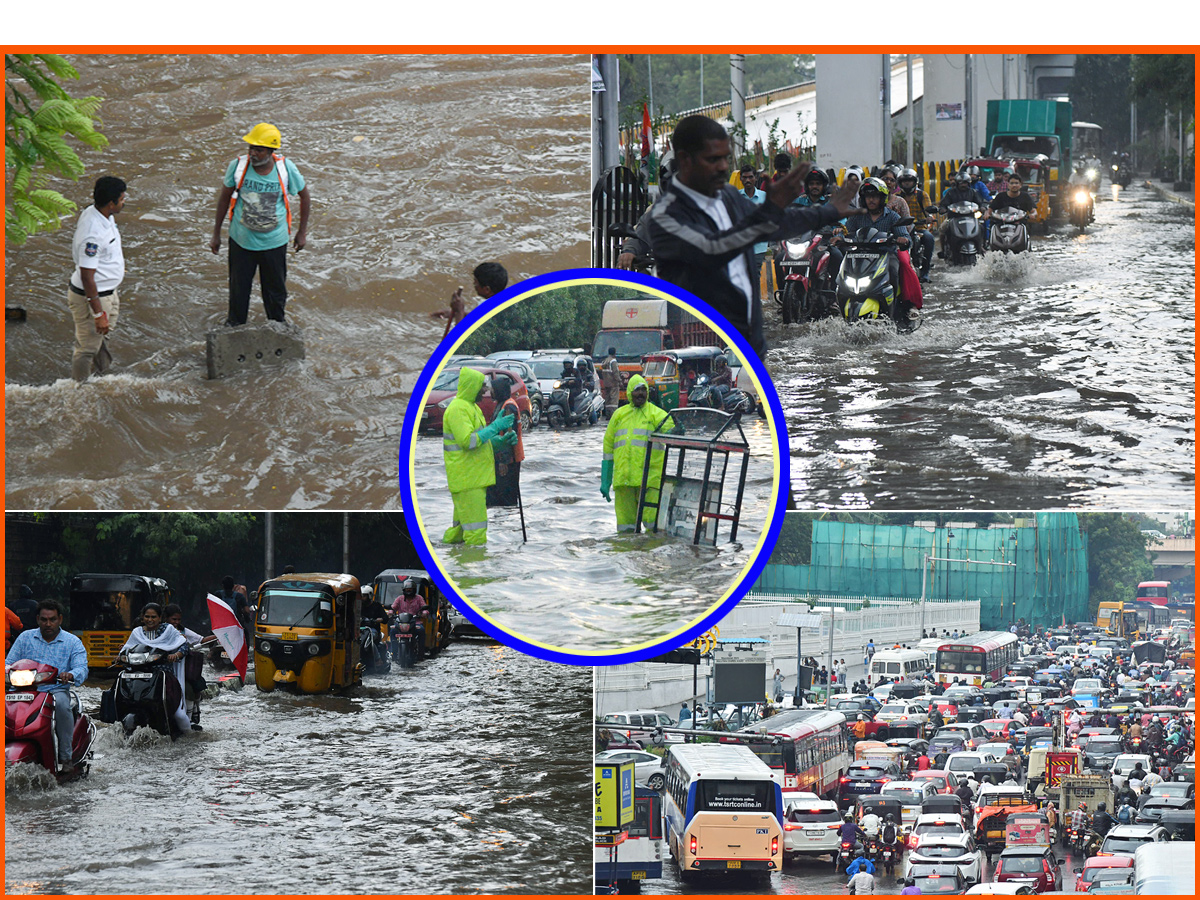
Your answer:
[600,374,673,533]
[442,368,517,545]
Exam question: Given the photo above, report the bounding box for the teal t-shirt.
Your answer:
[223,156,305,251]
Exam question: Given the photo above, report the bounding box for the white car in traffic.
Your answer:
[594,749,666,790]
[876,702,929,726]
[782,797,843,860]
[905,833,984,883]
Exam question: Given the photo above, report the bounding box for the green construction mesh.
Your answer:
[754,514,1089,628]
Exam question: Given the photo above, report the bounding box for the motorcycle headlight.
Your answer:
[8,669,36,687]
[1112,165,1119,171]
[974,211,982,218]
[1086,168,1097,179]
[552,380,562,389]
[785,239,811,259]
[1075,190,1089,202]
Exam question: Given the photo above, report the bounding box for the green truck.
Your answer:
[986,99,1073,216]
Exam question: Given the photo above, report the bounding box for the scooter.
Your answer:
[390,612,425,668]
[776,227,838,323]
[359,618,391,675]
[939,201,984,266]
[688,374,757,416]
[881,838,901,876]
[835,838,859,871]
[545,380,604,428]
[4,660,95,781]
[1068,184,1094,231]
[988,207,1031,254]
[835,219,917,330]
[108,644,186,739]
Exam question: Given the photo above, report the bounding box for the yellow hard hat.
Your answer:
[242,123,282,149]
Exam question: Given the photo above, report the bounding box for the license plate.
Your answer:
[782,260,809,267]
[807,830,825,837]
[631,871,646,880]
[726,860,741,869]
[124,672,153,680]
[281,632,297,641]
[6,692,35,702]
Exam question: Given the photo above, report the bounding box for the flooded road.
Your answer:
[5,641,591,894]
[5,54,589,510]
[767,182,1194,509]
[410,414,779,656]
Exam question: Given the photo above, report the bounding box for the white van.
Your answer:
[870,648,931,683]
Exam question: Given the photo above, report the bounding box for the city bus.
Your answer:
[933,631,1020,686]
[1136,581,1171,605]
[593,786,663,893]
[735,709,851,799]
[1072,121,1103,161]
[661,743,784,878]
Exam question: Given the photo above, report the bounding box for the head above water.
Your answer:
[472,261,507,298]
[93,175,127,215]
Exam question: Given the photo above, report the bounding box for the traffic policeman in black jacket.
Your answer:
[644,115,857,358]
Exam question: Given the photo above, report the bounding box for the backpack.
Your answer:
[1117,804,1133,825]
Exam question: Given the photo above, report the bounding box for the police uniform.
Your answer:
[68,204,124,380]
[442,368,497,545]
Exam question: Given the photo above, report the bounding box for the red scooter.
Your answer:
[5,660,95,782]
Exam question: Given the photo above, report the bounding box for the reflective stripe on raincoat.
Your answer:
[443,367,496,492]
[603,374,673,489]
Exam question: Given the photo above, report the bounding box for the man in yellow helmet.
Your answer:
[211,122,311,326]
[442,368,517,545]
[601,374,673,533]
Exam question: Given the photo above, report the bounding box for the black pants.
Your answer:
[228,239,288,325]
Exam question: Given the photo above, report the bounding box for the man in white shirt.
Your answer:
[68,176,127,381]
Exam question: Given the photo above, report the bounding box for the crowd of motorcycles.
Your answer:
[4,601,437,784]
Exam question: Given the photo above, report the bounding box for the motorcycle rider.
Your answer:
[1068,802,1090,846]
[118,602,192,735]
[390,578,428,655]
[709,355,734,404]
[880,813,900,858]
[860,808,883,838]
[895,168,935,282]
[845,846,876,878]
[900,876,921,895]
[362,585,388,629]
[841,177,915,318]
[1092,801,1115,837]
[4,599,89,776]
[938,172,989,257]
[839,811,868,851]
[561,358,582,408]
[966,165,992,203]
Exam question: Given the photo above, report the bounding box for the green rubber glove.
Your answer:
[490,430,519,448]
[600,459,613,502]
[474,412,515,445]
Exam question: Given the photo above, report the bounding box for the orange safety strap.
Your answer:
[229,153,292,231]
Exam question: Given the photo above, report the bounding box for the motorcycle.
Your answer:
[835,219,917,329]
[545,378,604,429]
[359,618,391,676]
[865,835,880,864]
[939,201,984,266]
[390,612,425,668]
[1079,828,1103,858]
[881,839,900,876]
[107,644,186,739]
[688,374,756,416]
[5,660,96,781]
[835,838,860,872]
[1112,162,1132,188]
[1068,184,1094,231]
[776,227,838,323]
[988,207,1031,254]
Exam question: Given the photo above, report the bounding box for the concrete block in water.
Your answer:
[206,322,304,379]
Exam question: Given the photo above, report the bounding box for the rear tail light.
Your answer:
[784,822,798,831]
[840,777,849,783]
[772,836,779,855]
[689,835,697,856]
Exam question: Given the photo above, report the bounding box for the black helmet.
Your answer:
[562,358,574,369]
[905,877,916,887]
[805,167,829,188]
[1096,802,1107,812]
[402,578,417,597]
[885,813,895,823]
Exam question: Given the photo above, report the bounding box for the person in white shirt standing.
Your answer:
[67,176,126,381]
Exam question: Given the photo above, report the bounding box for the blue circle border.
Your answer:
[398,267,790,667]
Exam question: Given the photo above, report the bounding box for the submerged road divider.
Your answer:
[206,322,305,379]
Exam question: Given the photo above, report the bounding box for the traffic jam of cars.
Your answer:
[594,621,1195,894]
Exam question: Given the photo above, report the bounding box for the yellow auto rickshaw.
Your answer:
[372,569,451,656]
[253,573,362,693]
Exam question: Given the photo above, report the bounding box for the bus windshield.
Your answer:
[937,650,985,673]
[260,588,335,629]
[696,779,776,814]
[743,741,786,770]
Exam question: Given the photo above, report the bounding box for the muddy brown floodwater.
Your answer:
[5,54,589,510]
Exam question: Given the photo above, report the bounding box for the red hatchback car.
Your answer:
[911,769,960,795]
[1073,855,1134,892]
[994,845,1065,893]
[421,366,532,433]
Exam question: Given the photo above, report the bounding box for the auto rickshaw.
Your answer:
[921,793,964,820]
[1005,811,1053,847]
[372,568,451,655]
[253,573,362,693]
[68,573,173,669]
[975,804,1038,862]
[640,346,725,412]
